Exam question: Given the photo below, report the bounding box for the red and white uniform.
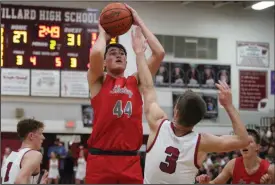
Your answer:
[232,157,270,184]
[1,148,40,184]
[144,120,201,184]
[86,74,143,183]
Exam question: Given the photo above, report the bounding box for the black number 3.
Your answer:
[159,146,180,174]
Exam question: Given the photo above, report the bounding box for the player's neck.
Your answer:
[20,141,36,150]
[172,122,193,136]
[243,155,261,169]
[107,72,124,78]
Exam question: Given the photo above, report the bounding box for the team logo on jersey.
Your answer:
[110,85,133,98]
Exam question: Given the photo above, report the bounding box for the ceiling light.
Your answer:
[252,1,275,10]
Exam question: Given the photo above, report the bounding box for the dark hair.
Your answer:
[17,118,44,140]
[176,90,206,127]
[247,129,260,144]
[104,43,127,59]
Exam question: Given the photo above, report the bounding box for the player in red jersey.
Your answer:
[85,4,165,184]
[196,129,275,184]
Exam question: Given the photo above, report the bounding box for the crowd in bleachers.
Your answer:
[196,121,275,182]
[1,121,274,184]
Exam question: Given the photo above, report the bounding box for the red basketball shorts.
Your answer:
[85,154,143,184]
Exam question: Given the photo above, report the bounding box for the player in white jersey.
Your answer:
[1,119,48,184]
[132,26,251,184]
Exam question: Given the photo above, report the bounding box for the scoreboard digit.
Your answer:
[1,4,119,70]
[38,25,60,39]
[67,33,81,46]
[13,30,27,44]
[1,27,4,67]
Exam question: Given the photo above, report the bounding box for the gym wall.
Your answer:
[1,1,274,135]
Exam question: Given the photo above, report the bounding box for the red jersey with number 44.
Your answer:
[87,74,143,151]
[232,157,270,184]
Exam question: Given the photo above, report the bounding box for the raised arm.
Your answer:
[131,26,167,132]
[126,4,165,76]
[200,81,250,153]
[15,150,44,184]
[196,159,234,184]
[87,23,110,94]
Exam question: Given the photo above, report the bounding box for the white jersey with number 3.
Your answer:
[1,148,39,184]
[144,120,201,184]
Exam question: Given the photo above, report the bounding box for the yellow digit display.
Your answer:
[77,34,81,46]
[55,57,62,67]
[67,33,81,46]
[1,28,4,67]
[30,56,37,66]
[16,55,23,65]
[13,30,27,44]
[70,58,77,68]
[50,40,56,50]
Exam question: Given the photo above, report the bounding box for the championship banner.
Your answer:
[239,70,267,110]
[237,41,269,68]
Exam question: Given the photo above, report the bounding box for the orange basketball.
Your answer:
[100,3,133,37]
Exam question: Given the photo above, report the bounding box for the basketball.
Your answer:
[100,3,133,37]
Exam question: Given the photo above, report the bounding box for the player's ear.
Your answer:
[255,144,260,152]
[28,132,34,140]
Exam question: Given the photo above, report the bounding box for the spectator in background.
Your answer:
[75,150,86,184]
[48,152,59,184]
[47,139,67,183]
[47,139,67,158]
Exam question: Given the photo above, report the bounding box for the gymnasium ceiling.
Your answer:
[1,1,274,14]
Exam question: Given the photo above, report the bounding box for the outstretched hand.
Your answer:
[124,4,143,26]
[215,80,232,108]
[131,26,147,54]
[196,174,211,184]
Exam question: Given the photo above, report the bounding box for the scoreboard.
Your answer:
[1,4,118,71]
[1,4,118,98]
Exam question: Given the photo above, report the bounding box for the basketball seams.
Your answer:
[110,17,133,36]
[101,15,133,26]
[100,8,131,25]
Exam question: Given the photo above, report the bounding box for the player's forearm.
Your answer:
[139,21,165,57]
[136,52,157,111]
[89,33,107,65]
[136,52,154,88]
[225,105,249,146]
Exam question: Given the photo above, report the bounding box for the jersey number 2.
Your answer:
[4,162,13,182]
[159,146,180,174]
[113,100,132,118]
